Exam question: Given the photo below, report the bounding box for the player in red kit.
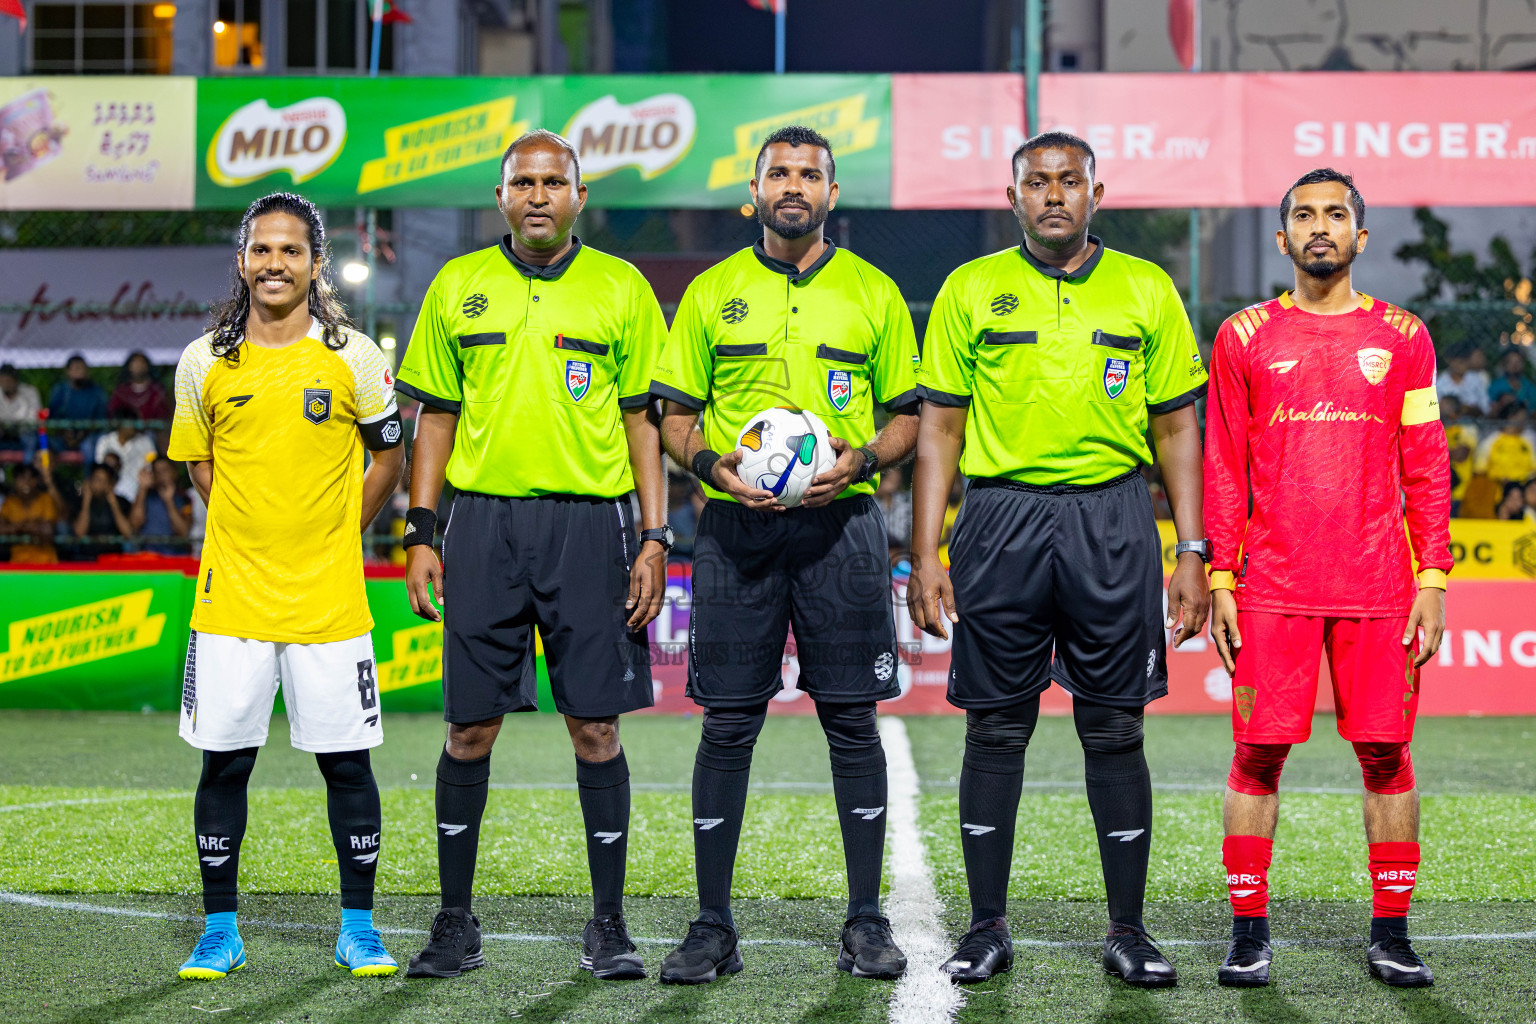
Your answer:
[1204,169,1450,989]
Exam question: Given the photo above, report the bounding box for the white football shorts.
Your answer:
[178,630,384,753]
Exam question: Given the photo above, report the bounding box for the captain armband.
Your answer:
[1400,386,1439,426]
[358,403,405,451]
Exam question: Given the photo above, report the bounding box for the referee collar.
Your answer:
[752,237,837,283]
[1019,233,1105,282]
[499,234,583,280]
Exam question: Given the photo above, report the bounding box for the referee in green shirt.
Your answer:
[393,130,670,982]
[908,133,1211,986]
[651,126,917,985]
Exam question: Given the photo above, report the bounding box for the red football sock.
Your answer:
[1368,841,1420,917]
[1222,835,1273,918]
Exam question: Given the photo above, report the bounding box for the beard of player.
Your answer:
[1285,230,1359,280]
[756,191,830,241]
[1013,187,1095,254]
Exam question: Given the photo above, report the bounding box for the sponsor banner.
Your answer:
[196,77,540,210]
[544,74,890,208]
[0,77,196,210]
[195,75,889,210]
[1154,520,1536,581]
[892,72,1536,209]
[5,564,1531,716]
[0,246,228,368]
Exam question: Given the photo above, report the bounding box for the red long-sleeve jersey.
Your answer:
[1203,292,1451,617]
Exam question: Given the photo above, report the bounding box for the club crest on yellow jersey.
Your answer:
[303,387,331,424]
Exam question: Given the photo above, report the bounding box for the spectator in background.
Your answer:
[875,466,912,553]
[1444,419,1478,514]
[1435,345,1490,415]
[107,351,172,424]
[129,456,191,554]
[95,422,156,502]
[71,462,134,560]
[0,363,41,463]
[1488,347,1536,415]
[48,354,109,457]
[1494,481,1528,521]
[0,462,64,563]
[1525,478,1536,522]
[1476,404,1536,485]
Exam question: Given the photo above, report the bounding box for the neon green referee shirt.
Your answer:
[918,236,1207,486]
[395,237,666,498]
[652,240,919,502]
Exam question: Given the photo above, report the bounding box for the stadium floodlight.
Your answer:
[381,336,396,350]
[341,261,370,285]
[213,19,226,33]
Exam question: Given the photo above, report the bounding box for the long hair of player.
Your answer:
[207,192,353,363]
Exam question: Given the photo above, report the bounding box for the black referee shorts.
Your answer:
[947,470,1167,711]
[688,495,900,708]
[440,492,654,723]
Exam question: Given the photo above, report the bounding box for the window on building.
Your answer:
[31,3,175,74]
[286,0,393,73]
[212,0,264,70]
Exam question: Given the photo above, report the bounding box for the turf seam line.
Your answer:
[881,716,965,1024]
[0,891,824,947]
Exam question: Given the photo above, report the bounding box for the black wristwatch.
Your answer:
[639,526,675,551]
[853,445,879,484]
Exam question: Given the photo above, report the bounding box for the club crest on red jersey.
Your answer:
[565,360,591,402]
[1103,358,1129,399]
[827,369,851,411]
[1356,348,1393,385]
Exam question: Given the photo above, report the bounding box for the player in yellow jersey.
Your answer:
[168,193,406,981]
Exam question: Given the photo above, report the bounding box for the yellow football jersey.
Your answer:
[169,319,397,643]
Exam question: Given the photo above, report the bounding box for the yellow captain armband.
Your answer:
[1417,568,1448,590]
[1401,386,1440,426]
[1209,569,1236,592]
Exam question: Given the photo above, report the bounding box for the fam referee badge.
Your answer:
[1102,358,1130,400]
[827,369,851,411]
[565,360,592,402]
[303,387,332,424]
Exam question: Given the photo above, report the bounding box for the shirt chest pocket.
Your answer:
[814,344,870,416]
[551,335,615,410]
[1082,330,1146,406]
[458,332,511,403]
[974,330,1039,405]
[712,343,790,400]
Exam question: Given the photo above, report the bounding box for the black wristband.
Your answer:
[691,449,722,485]
[403,506,437,548]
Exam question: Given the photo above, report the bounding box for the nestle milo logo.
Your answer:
[565,93,696,181]
[207,97,347,188]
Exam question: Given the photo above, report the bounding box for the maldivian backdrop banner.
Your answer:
[3,557,1535,717]
[194,75,890,210]
[0,77,196,210]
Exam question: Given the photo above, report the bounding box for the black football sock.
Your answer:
[817,701,888,920]
[692,704,768,930]
[1370,916,1409,943]
[958,700,1038,926]
[576,749,631,918]
[1233,916,1271,943]
[1075,701,1152,930]
[194,747,258,916]
[436,748,491,913]
[316,750,382,913]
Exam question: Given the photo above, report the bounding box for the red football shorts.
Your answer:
[1231,612,1420,744]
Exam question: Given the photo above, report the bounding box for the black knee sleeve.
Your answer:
[696,703,769,772]
[316,749,374,789]
[1072,700,1145,756]
[963,697,1040,774]
[816,701,886,777]
[194,747,258,915]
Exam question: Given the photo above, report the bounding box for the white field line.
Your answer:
[880,716,964,1024]
[1,890,1530,952]
[0,891,821,947]
[0,791,191,813]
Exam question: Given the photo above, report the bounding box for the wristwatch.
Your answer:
[639,526,675,551]
[853,445,879,484]
[1174,539,1211,563]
